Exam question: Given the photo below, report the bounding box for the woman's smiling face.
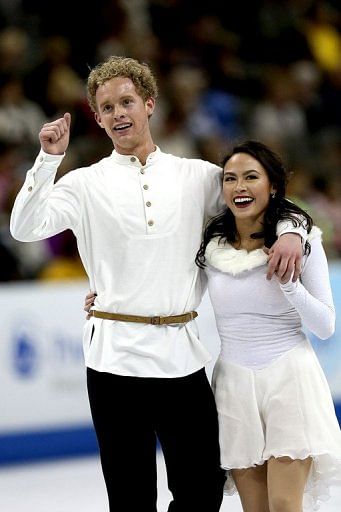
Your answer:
[223,152,276,224]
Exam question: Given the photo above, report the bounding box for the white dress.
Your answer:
[205,227,341,511]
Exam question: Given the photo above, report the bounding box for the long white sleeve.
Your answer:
[276,217,308,244]
[10,150,81,242]
[280,236,335,339]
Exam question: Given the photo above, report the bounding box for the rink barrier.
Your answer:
[0,425,98,465]
[0,406,340,465]
[1,263,341,465]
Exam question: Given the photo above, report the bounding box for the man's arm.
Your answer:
[266,233,302,283]
[10,114,79,242]
[266,217,308,283]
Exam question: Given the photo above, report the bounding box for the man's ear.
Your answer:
[95,112,104,128]
[145,97,155,117]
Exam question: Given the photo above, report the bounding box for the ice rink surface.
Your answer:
[0,452,340,511]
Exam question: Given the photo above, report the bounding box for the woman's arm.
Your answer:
[279,235,335,339]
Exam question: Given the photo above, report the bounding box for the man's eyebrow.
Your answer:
[98,94,135,106]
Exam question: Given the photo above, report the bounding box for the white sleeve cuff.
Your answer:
[276,219,307,245]
[280,280,298,293]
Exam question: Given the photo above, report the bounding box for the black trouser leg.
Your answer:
[87,368,158,512]
[156,369,226,512]
[87,367,225,512]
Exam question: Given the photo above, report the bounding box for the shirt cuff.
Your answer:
[25,150,65,191]
[280,280,298,293]
[276,220,307,245]
[28,149,65,176]
[38,149,65,164]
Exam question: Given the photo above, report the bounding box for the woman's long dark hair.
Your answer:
[196,140,313,268]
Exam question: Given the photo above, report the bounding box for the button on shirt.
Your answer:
[10,147,224,377]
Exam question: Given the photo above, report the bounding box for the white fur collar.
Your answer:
[205,226,322,275]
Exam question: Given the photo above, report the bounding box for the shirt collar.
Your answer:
[110,145,161,166]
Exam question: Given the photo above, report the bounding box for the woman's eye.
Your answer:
[224,176,235,182]
[246,175,257,180]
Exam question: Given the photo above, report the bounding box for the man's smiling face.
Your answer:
[94,77,155,155]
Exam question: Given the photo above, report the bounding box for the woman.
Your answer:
[196,140,341,512]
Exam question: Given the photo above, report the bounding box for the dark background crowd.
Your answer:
[1,0,341,281]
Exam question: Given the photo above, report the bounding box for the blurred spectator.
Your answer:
[45,65,91,137]
[304,175,341,257]
[286,167,335,257]
[39,230,86,281]
[23,35,74,117]
[0,237,21,280]
[241,0,313,65]
[20,0,107,75]
[156,107,198,158]
[0,0,340,282]
[303,0,341,73]
[249,67,310,164]
[0,73,46,158]
[0,26,32,75]
[320,63,341,134]
[289,59,326,137]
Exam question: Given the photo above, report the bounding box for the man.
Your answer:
[10,56,305,512]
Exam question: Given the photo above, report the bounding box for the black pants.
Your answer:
[87,367,225,512]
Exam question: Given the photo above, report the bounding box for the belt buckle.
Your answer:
[151,316,161,325]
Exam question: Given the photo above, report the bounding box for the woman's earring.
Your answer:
[271,191,276,199]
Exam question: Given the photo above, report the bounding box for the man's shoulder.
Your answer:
[68,154,112,178]
[160,151,221,172]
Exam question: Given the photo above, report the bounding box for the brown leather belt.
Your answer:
[89,310,198,325]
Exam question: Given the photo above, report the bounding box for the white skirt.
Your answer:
[212,339,341,511]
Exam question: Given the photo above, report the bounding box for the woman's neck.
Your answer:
[233,218,264,251]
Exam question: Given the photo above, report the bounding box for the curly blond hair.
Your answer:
[87,56,158,112]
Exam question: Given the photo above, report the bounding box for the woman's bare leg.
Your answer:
[267,456,312,512]
[231,464,270,512]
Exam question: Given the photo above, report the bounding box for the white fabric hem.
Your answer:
[222,451,341,511]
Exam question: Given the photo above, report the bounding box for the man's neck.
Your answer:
[115,140,156,166]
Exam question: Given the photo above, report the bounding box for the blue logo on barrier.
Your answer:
[13,332,38,378]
